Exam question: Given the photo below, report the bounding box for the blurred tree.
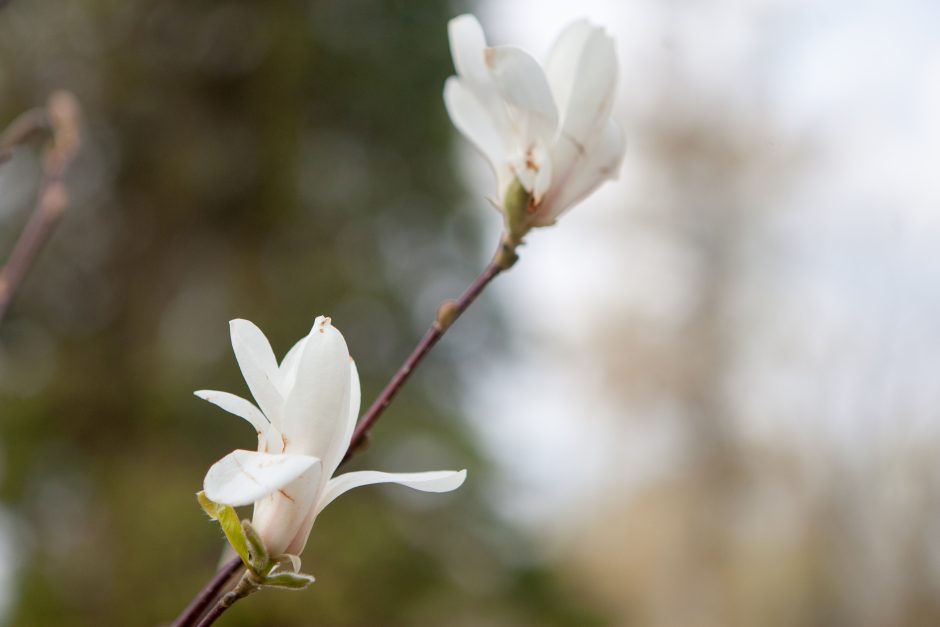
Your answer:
[552,13,940,627]
[0,1,608,625]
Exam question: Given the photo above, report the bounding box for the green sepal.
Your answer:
[196,491,251,567]
[262,571,316,590]
[503,177,531,242]
[241,519,269,572]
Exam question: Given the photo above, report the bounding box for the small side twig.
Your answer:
[0,107,48,165]
[176,236,519,627]
[0,91,81,324]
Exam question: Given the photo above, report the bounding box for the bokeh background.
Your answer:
[1,1,939,626]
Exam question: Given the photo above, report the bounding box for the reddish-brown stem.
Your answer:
[194,601,229,627]
[171,556,244,627]
[177,237,518,627]
[0,92,81,324]
[342,240,513,463]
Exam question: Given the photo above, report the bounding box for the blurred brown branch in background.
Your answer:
[0,107,47,166]
[0,90,81,324]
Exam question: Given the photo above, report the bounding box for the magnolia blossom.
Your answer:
[444,14,625,234]
[199,316,466,560]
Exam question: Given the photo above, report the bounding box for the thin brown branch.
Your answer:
[0,91,81,324]
[342,237,516,463]
[193,602,227,627]
[194,594,234,627]
[171,556,244,627]
[176,236,519,627]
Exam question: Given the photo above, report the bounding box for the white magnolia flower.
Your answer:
[199,316,466,560]
[444,14,625,236]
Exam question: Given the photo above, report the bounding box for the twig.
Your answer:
[0,91,81,324]
[193,596,233,627]
[170,556,244,627]
[176,236,519,627]
[343,236,517,463]
[0,107,48,164]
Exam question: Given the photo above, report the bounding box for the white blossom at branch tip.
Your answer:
[200,316,467,565]
[444,14,625,235]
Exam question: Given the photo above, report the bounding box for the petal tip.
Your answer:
[448,13,481,30]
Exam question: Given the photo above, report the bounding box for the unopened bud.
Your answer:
[263,571,316,590]
[242,519,270,572]
[436,299,460,331]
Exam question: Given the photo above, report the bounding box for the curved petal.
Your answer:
[278,361,361,556]
[444,78,517,199]
[278,335,307,396]
[448,14,488,80]
[538,119,625,223]
[544,20,595,114]
[444,77,506,173]
[334,359,360,464]
[545,21,617,151]
[204,449,321,507]
[484,46,558,147]
[194,390,281,453]
[281,316,351,470]
[315,469,467,515]
[546,22,618,183]
[251,469,322,557]
[230,319,284,427]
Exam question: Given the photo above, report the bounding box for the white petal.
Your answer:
[538,119,625,223]
[532,152,553,203]
[281,316,351,475]
[444,77,508,178]
[194,390,281,453]
[546,22,617,148]
[484,46,558,147]
[336,359,361,458]
[204,449,321,507]
[251,468,322,556]
[448,14,488,80]
[315,469,467,515]
[230,319,284,427]
[546,24,618,186]
[278,361,359,558]
[544,20,595,115]
[282,504,318,556]
[278,336,307,395]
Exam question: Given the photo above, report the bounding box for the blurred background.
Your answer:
[1,0,939,626]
